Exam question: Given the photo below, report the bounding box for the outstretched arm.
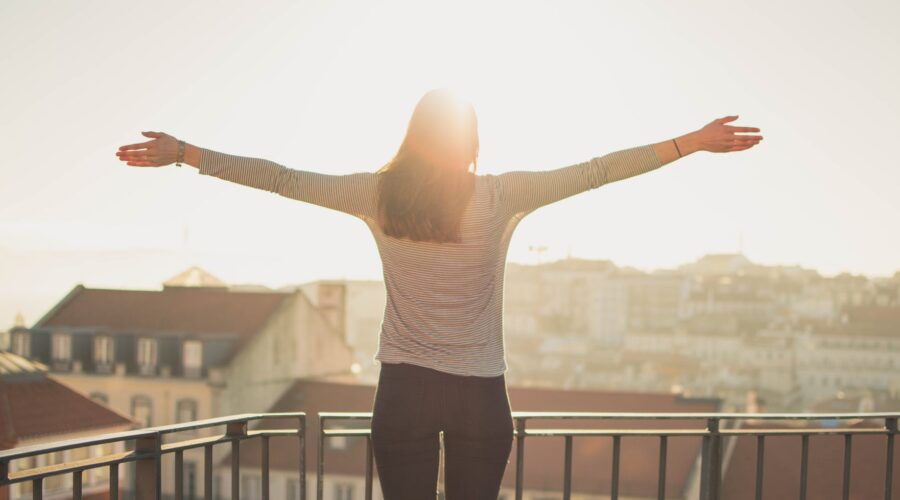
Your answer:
[116,132,378,221]
[495,115,762,219]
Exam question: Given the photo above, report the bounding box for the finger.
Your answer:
[118,140,155,151]
[725,126,760,133]
[117,151,157,160]
[126,160,162,167]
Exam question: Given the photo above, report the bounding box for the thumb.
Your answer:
[142,131,163,138]
[718,115,739,123]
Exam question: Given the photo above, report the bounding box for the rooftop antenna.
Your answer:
[181,223,190,250]
[528,245,548,265]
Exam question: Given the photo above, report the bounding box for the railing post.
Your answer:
[699,417,720,500]
[262,435,270,500]
[298,415,306,500]
[842,433,853,500]
[73,470,83,500]
[365,435,374,500]
[755,435,765,500]
[886,417,897,500]
[800,434,809,500]
[134,434,161,500]
[658,435,668,500]
[317,415,325,500]
[175,450,184,500]
[515,417,526,500]
[562,435,572,500]
[110,463,119,500]
[33,478,43,500]
[203,445,213,500]
[709,418,721,499]
[227,421,248,500]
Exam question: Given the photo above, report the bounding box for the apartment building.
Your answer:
[9,266,355,498]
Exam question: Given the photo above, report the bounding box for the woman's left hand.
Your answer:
[115,131,179,167]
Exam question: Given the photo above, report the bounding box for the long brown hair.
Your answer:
[376,88,479,243]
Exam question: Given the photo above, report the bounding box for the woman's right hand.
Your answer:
[116,131,180,167]
[692,116,763,153]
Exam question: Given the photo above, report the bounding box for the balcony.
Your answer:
[0,412,897,500]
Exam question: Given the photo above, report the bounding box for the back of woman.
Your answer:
[372,171,512,375]
[117,87,762,499]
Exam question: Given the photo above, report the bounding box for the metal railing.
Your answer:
[1,411,896,500]
[0,413,306,500]
[319,411,899,500]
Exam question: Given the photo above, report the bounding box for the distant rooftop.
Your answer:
[32,283,292,339]
[0,350,134,448]
[0,350,47,378]
[163,265,227,289]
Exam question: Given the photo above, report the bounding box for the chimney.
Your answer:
[745,389,760,413]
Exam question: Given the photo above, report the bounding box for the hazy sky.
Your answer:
[1,0,899,327]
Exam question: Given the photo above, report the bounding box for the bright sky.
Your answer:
[1,0,899,327]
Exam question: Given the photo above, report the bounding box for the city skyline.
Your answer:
[2,246,896,333]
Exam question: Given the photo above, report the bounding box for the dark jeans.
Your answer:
[370,362,514,500]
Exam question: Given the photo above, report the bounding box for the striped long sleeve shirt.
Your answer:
[197,144,663,377]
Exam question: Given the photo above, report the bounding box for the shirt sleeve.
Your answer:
[495,144,663,219]
[197,147,378,222]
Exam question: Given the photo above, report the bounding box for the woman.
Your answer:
[116,88,762,499]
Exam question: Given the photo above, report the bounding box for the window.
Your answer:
[176,399,198,423]
[183,340,202,377]
[137,338,158,375]
[241,474,261,500]
[11,331,30,357]
[334,482,355,500]
[131,395,153,427]
[51,332,72,360]
[94,335,114,366]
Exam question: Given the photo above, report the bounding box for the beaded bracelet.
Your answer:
[672,138,683,158]
[175,140,186,167]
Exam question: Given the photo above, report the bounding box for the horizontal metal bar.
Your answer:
[322,429,372,437]
[4,429,301,486]
[320,411,900,421]
[523,428,891,437]
[160,430,300,454]
[0,412,305,462]
[318,425,895,440]
[7,451,149,484]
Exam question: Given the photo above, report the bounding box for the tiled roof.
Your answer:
[227,379,718,497]
[34,284,291,338]
[0,373,134,449]
[721,420,900,500]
